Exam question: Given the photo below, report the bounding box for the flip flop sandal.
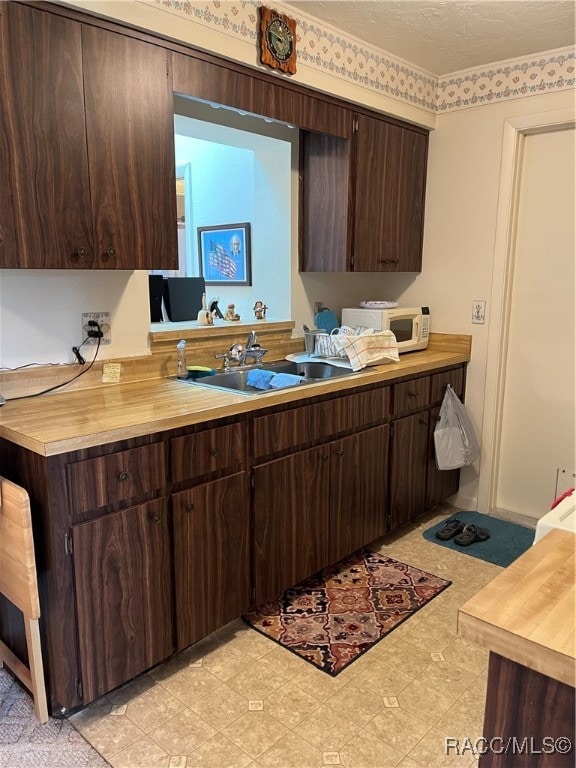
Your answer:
[454,523,491,546]
[435,518,465,540]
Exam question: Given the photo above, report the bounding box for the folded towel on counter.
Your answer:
[246,369,276,390]
[331,329,400,372]
[268,372,306,389]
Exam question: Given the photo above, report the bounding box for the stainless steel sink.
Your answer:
[179,360,356,395]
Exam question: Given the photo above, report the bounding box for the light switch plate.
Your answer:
[472,300,486,324]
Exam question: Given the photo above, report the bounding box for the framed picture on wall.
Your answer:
[198,223,252,286]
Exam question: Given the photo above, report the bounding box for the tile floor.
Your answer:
[71,505,501,768]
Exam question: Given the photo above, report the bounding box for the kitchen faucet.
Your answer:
[214,331,268,369]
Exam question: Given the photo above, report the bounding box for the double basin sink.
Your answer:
[180,360,356,395]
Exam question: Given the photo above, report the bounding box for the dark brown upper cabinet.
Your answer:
[300,114,428,272]
[0,3,178,269]
[172,52,352,139]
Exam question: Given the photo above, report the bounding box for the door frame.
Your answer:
[477,108,575,520]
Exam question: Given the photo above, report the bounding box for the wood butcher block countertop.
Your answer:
[458,529,576,688]
[0,345,469,456]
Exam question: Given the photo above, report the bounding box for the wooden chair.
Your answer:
[0,476,48,723]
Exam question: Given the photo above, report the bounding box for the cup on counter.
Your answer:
[304,330,330,356]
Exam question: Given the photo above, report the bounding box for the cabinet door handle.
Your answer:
[118,471,129,482]
[209,447,220,457]
[321,454,329,462]
[70,247,89,263]
[336,449,345,456]
[152,513,162,524]
[407,391,417,398]
[419,418,427,426]
[380,258,399,264]
[186,502,194,513]
[100,246,117,262]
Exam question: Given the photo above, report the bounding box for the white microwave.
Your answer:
[341,306,430,353]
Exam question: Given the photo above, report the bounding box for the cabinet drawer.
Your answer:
[67,443,166,515]
[171,423,245,483]
[253,386,389,459]
[392,377,430,416]
[430,367,464,406]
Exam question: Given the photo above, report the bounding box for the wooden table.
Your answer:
[458,529,575,767]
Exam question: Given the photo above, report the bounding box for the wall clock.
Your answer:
[259,5,297,75]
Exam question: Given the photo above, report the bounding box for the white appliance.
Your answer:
[341,306,430,354]
[533,489,576,544]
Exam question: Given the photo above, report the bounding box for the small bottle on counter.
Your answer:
[176,339,187,379]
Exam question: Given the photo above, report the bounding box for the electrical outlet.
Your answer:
[82,312,111,345]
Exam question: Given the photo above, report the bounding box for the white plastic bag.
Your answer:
[434,384,480,470]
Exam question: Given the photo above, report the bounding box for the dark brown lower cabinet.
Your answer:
[329,424,390,563]
[389,411,429,530]
[71,498,172,703]
[172,472,250,651]
[253,445,330,604]
[480,653,575,768]
[254,424,390,604]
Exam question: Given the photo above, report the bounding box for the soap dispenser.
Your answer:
[176,339,187,379]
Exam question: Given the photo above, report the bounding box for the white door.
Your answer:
[496,127,575,520]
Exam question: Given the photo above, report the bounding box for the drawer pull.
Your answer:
[407,391,417,398]
[209,447,220,457]
[337,449,345,456]
[106,246,117,258]
[186,503,194,513]
[321,454,329,462]
[118,471,129,482]
[152,513,162,524]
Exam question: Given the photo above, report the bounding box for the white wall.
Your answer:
[0,270,150,368]
[394,91,575,512]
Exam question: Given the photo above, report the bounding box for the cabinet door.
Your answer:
[353,115,427,272]
[299,131,352,272]
[82,26,178,269]
[329,424,390,564]
[389,412,429,530]
[253,445,330,604]
[71,498,172,704]
[172,473,250,651]
[426,405,460,509]
[0,4,94,268]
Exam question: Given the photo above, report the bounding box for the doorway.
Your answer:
[481,114,575,523]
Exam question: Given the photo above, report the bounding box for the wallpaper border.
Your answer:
[148,0,574,115]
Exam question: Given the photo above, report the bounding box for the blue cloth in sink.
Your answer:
[268,372,306,389]
[246,369,276,390]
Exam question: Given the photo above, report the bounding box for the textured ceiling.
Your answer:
[283,1,576,75]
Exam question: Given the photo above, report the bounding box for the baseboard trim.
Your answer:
[489,507,537,530]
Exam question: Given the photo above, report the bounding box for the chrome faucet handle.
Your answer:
[244,347,268,365]
[229,343,245,362]
[215,351,234,370]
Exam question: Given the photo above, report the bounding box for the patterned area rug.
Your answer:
[243,548,451,676]
[0,667,110,768]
